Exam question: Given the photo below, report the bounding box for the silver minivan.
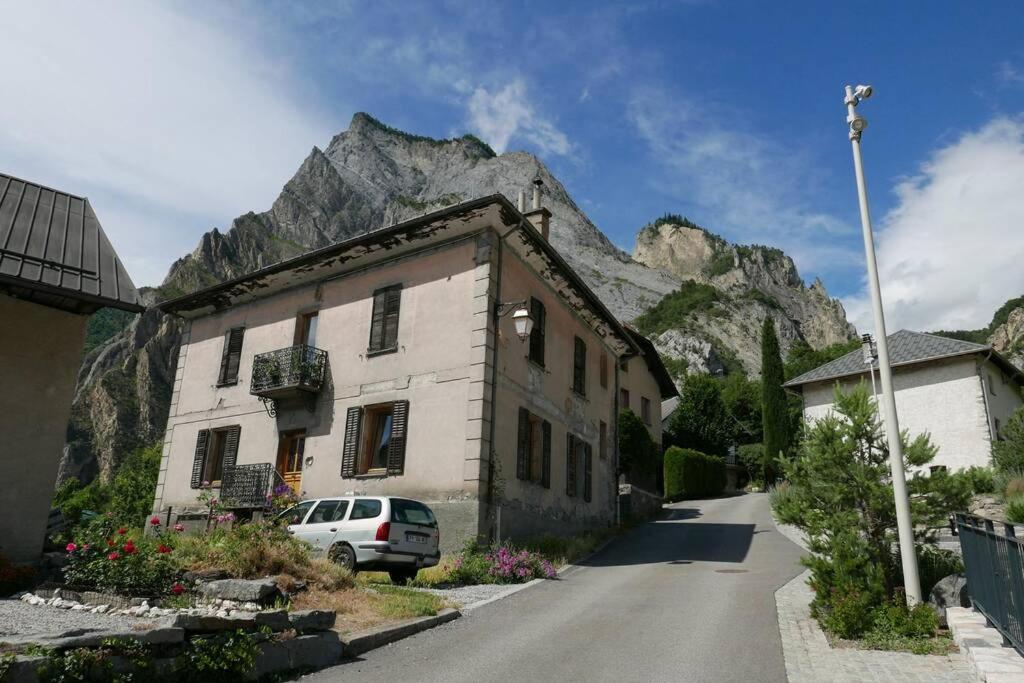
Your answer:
[278,496,440,584]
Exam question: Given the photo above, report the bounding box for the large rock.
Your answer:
[928,573,970,627]
[198,578,280,603]
[288,609,336,632]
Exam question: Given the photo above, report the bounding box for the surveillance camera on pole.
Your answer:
[844,83,923,605]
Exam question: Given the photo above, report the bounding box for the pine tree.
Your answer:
[761,318,788,484]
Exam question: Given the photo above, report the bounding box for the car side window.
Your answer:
[281,501,315,526]
[308,500,342,524]
[329,501,350,522]
[349,499,382,520]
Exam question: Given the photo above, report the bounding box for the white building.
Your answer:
[785,330,1023,472]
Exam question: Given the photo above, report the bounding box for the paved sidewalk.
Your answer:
[947,607,1024,681]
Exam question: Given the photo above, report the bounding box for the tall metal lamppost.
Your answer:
[845,84,922,604]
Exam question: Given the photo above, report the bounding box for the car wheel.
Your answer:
[329,543,357,573]
[388,569,418,585]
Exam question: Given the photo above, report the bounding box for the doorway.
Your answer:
[277,430,306,494]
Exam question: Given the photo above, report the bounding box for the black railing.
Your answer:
[250,344,327,396]
[220,463,274,509]
[956,512,1024,655]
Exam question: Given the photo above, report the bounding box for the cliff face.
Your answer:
[65,113,855,483]
[632,220,856,377]
[990,306,1024,371]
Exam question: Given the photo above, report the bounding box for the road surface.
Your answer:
[303,493,805,682]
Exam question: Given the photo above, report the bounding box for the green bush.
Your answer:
[820,586,878,639]
[1006,497,1024,524]
[663,447,726,500]
[915,546,963,596]
[634,280,721,336]
[994,406,1024,471]
[1006,478,1024,500]
[963,466,996,494]
[62,517,180,597]
[767,482,802,525]
[618,409,660,491]
[54,443,161,531]
[869,594,939,638]
[737,443,764,486]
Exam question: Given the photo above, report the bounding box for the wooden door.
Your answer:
[277,431,306,494]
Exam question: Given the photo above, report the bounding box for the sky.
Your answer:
[2,1,1024,334]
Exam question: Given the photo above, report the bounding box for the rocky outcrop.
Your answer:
[65,114,854,484]
[990,306,1024,371]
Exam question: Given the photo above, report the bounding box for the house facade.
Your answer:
[0,173,143,563]
[785,330,1024,472]
[154,194,674,549]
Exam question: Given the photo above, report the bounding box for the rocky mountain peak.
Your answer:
[990,306,1024,370]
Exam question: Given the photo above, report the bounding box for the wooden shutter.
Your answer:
[600,353,608,389]
[218,327,245,385]
[573,337,586,395]
[529,297,546,366]
[583,442,593,502]
[383,286,402,351]
[190,429,210,489]
[387,400,409,475]
[368,289,387,352]
[541,420,551,489]
[221,425,241,478]
[566,434,577,497]
[516,407,529,480]
[341,406,362,478]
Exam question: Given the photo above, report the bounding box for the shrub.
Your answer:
[1006,497,1024,524]
[737,443,765,486]
[664,447,726,500]
[445,540,555,585]
[915,546,963,596]
[820,586,878,639]
[994,406,1024,471]
[618,409,659,491]
[767,482,802,525]
[53,443,161,531]
[62,517,179,597]
[1006,478,1024,500]
[963,466,996,494]
[869,594,939,638]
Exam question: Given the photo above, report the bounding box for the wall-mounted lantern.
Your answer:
[497,301,533,342]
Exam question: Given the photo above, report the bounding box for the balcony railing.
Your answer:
[250,344,327,400]
[219,463,274,509]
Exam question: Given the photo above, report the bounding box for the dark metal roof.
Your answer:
[784,329,1024,388]
[0,173,144,313]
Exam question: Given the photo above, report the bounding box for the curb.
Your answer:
[340,607,461,656]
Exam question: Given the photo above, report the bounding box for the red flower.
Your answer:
[65,542,77,553]
[150,516,161,526]
[117,527,127,535]
[173,523,185,533]
[157,544,172,554]
[107,551,120,561]
[123,541,137,555]
[107,539,115,547]
[171,582,184,595]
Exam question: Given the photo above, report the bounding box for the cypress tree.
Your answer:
[760,318,788,485]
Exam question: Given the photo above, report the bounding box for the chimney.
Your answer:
[517,190,526,212]
[524,178,552,241]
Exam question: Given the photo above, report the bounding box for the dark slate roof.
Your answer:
[785,329,1024,387]
[0,173,143,313]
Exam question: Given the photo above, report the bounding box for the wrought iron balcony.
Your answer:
[250,344,328,402]
[219,463,274,509]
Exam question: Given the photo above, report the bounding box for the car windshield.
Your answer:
[277,500,315,525]
[390,498,437,527]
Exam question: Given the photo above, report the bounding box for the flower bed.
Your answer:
[446,542,556,585]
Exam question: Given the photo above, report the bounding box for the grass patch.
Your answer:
[291,586,447,634]
[839,631,957,656]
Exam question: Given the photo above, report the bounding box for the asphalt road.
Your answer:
[303,493,805,683]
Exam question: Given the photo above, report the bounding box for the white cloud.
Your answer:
[997,61,1024,86]
[467,79,571,157]
[843,117,1024,333]
[0,3,333,286]
[628,88,859,274]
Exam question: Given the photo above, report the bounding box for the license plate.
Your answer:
[406,533,427,544]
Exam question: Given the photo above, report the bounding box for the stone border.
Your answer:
[340,608,461,656]
[947,607,1024,681]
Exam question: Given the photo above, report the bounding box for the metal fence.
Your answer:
[250,344,327,394]
[955,512,1024,654]
[220,463,274,509]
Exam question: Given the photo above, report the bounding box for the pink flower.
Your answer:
[173,523,185,533]
[82,544,89,551]
[171,582,184,595]
[123,541,137,555]
[150,516,161,526]
[107,551,120,561]
[65,542,77,553]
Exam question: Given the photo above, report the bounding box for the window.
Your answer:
[350,499,383,520]
[620,388,630,410]
[573,336,587,395]
[295,311,319,347]
[190,425,240,488]
[368,285,402,354]
[307,500,349,524]
[599,421,608,460]
[217,327,245,385]
[341,401,410,477]
[390,499,438,527]
[641,397,652,425]
[565,434,592,501]
[529,297,546,367]
[600,353,608,389]
[516,407,551,487]
[278,500,315,526]
[929,465,948,475]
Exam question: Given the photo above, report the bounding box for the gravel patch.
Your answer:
[404,583,529,609]
[0,599,159,639]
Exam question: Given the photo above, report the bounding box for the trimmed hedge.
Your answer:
[664,447,726,500]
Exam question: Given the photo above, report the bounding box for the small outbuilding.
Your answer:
[0,173,143,563]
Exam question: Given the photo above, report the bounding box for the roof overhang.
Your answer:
[160,195,638,355]
[623,326,679,398]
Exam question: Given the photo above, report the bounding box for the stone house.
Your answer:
[153,192,675,548]
[785,330,1024,471]
[0,173,143,563]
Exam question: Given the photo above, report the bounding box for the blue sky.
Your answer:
[3,1,1024,332]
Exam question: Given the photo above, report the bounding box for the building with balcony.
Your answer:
[0,173,144,563]
[154,192,676,549]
